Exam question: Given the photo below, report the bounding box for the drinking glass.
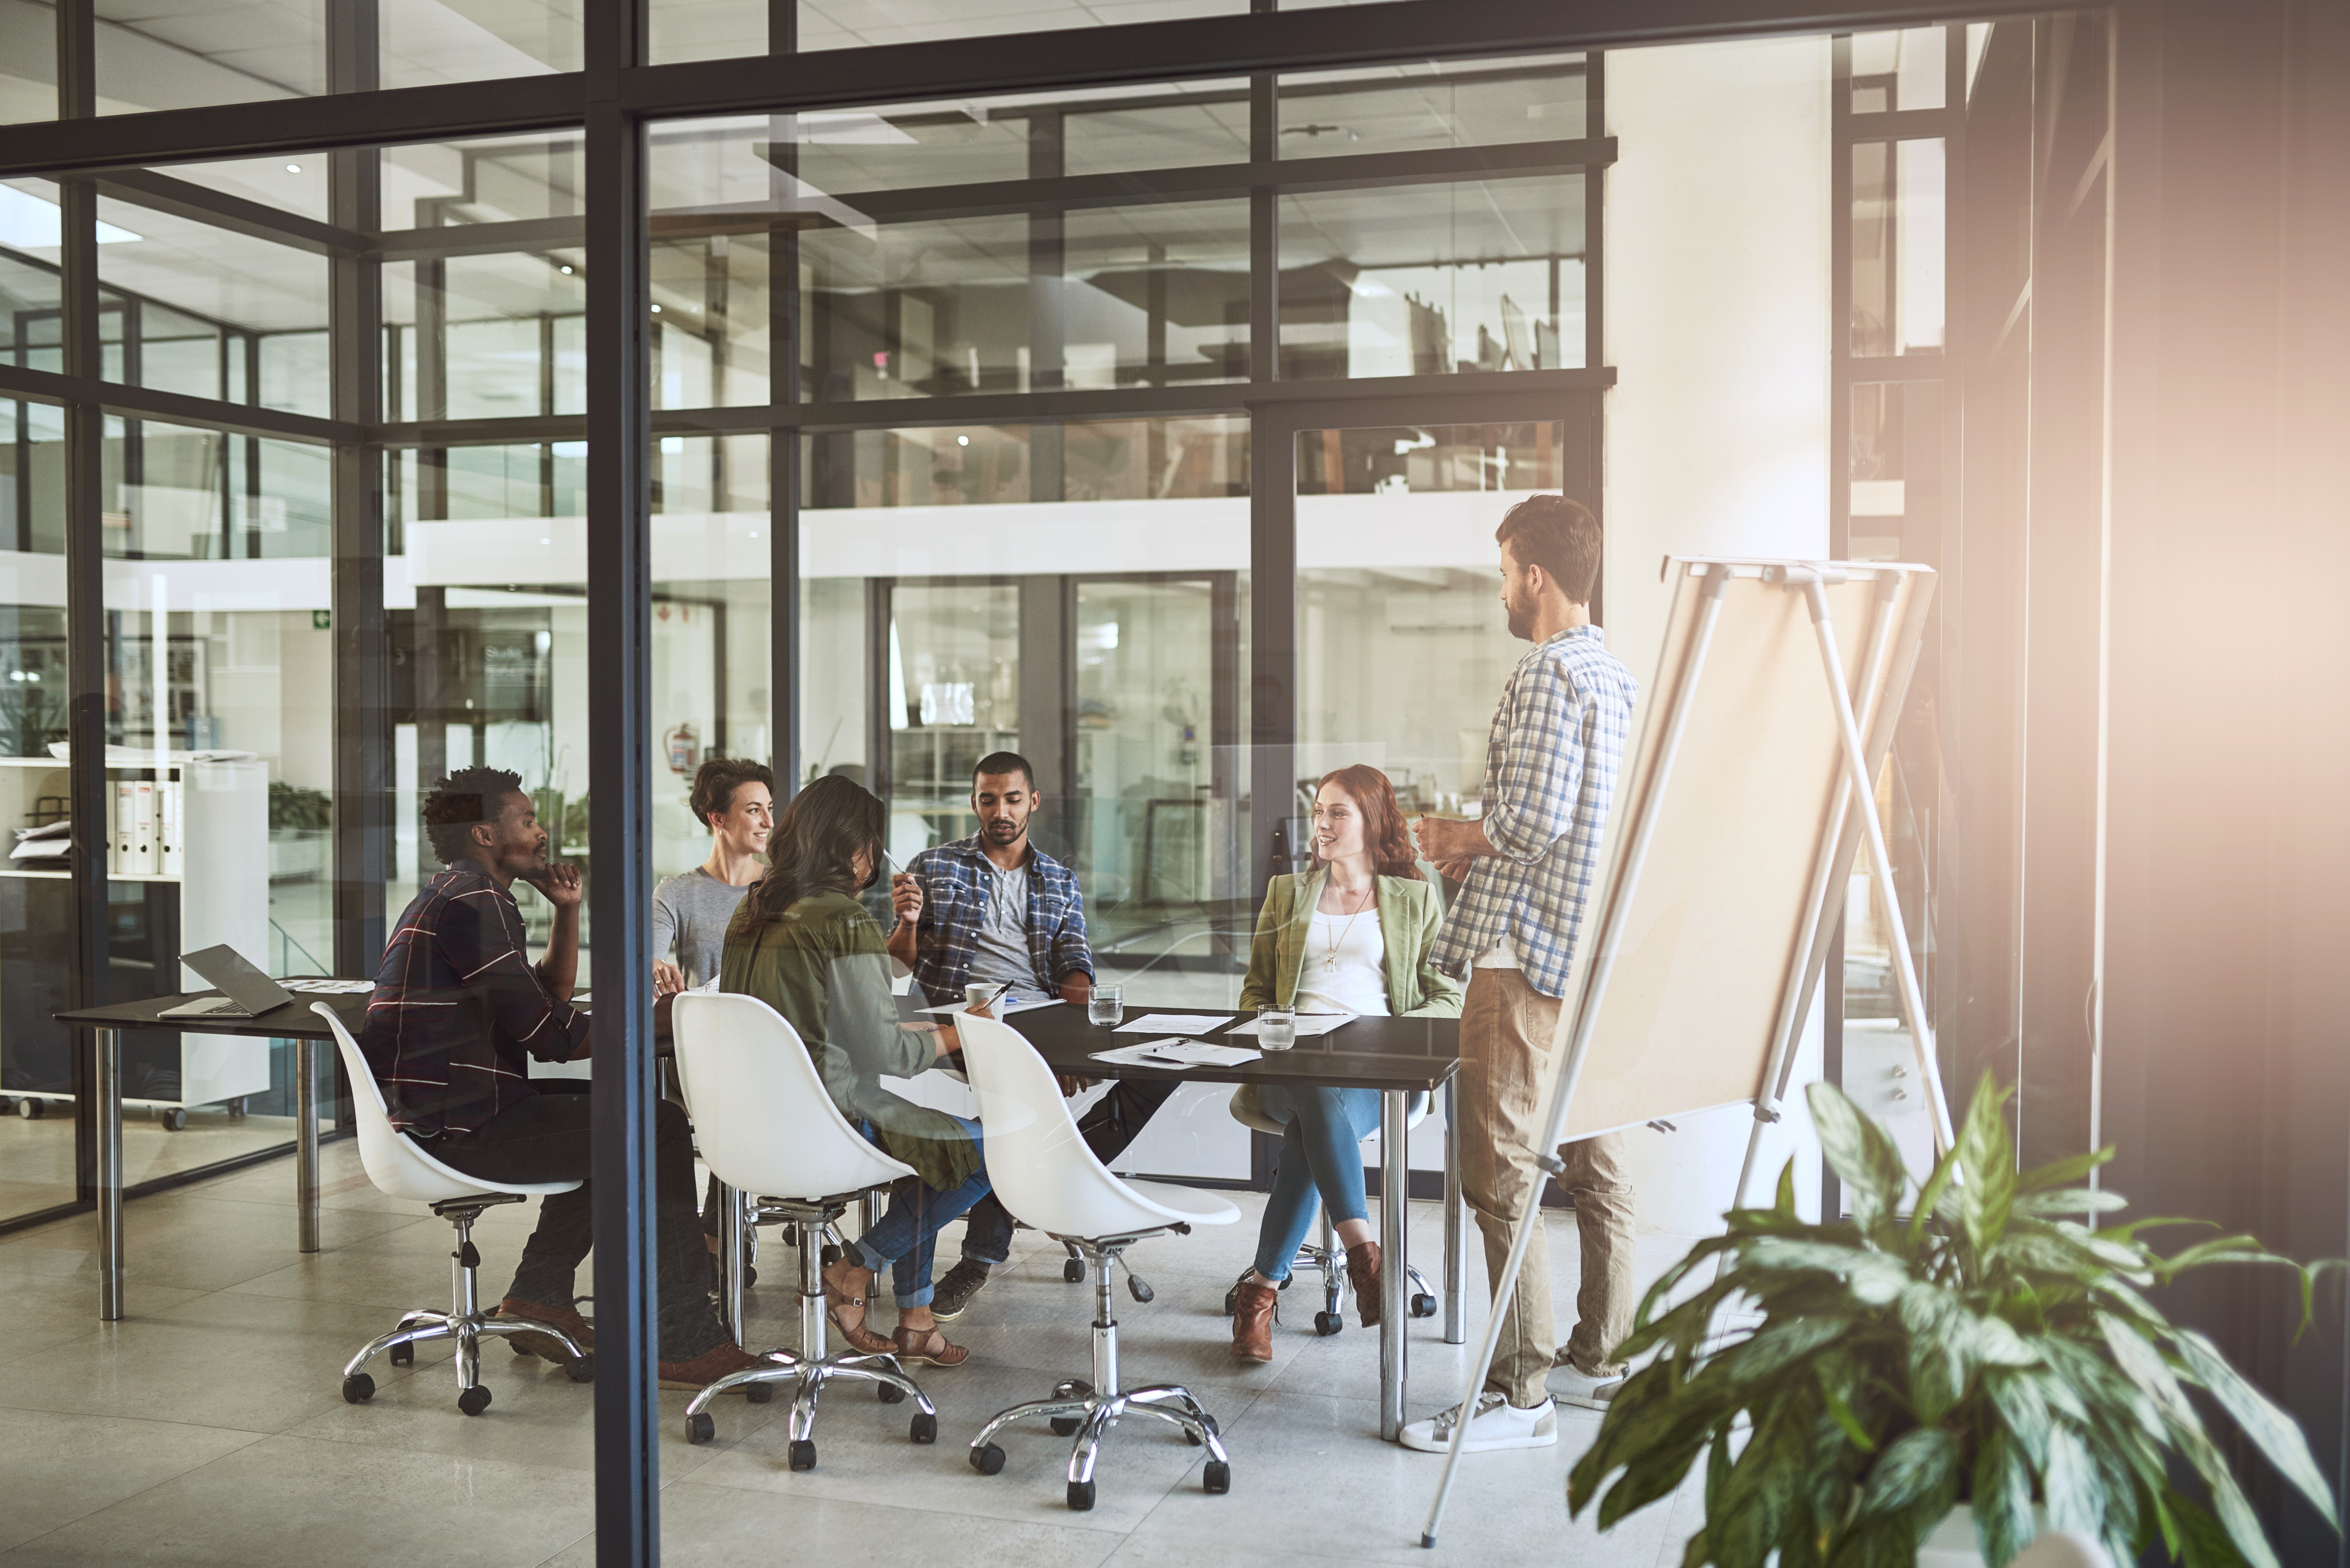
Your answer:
[966,981,998,1012]
[1257,1007,1296,1050]
[1087,986,1124,1028]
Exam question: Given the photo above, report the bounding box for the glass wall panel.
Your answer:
[383,134,586,232]
[1279,175,1584,378]
[1296,421,1568,818]
[1850,27,1949,112]
[792,0,1243,56]
[0,396,71,1224]
[386,251,586,422]
[1278,54,1588,158]
[2,182,67,381]
[1851,138,1946,356]
[0,2,55,123]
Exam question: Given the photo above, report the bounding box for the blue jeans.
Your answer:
[852,1115,992,1308]
[1252,1084,1383,1281]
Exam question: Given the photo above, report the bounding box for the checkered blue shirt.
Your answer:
[1431,624,1638,999]
[902,835,1094,1006]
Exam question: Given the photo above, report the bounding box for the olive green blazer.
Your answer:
[719,890,981,1194]
[1237,870,1465,1018]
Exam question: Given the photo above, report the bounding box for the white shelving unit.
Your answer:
[0,754,271,1127]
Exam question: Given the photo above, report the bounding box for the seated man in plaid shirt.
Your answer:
[355,765,757,1391]
[884,750,1171,1322]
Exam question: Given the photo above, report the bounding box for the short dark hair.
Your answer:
[1495,494,1602,606]
[973,751,1035,790]
[690,757,775,831]
[424,765,525,866]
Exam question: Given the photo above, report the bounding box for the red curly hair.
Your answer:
[1314,764,1424,882]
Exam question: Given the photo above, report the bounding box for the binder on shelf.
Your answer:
[160,779,183,879]
[131,778,156,876]
[113,779,133,876]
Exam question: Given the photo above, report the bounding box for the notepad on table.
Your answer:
[1111,1012,1233,1035]
[1090,1039,1262,1071]
[1225,1012,1354,1038]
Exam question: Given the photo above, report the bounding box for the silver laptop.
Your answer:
[158,945,297,1021]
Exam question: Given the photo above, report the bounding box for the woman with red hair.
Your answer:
[1227,764,1464,1362]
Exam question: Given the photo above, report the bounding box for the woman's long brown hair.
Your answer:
[1316,764,1424,882]
[731,772,884,935]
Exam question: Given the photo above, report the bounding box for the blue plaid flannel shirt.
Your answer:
[902,836,1094,1006]
[1430,624,1638,999]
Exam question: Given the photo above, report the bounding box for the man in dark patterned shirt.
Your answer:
[357,765,755,1389]
[883,751,1170,1323]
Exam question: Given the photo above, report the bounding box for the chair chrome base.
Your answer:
[1222,1207,1436,1333]
[686,1194,937,1466]
[968,1235,1232,1511]
[338,1193,590,1416]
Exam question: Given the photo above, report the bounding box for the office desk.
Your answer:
[52,990,371,1323]
[998,1003,1465,1443]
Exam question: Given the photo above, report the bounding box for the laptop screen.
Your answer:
[181,945,295,1014]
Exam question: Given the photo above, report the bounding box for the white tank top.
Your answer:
[1296,904,1391,1017]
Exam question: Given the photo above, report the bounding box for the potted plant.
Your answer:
[1567,1073,2339,1568]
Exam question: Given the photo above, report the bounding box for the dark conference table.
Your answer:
[991,1001,1466,1442]
[52,987,372,1323]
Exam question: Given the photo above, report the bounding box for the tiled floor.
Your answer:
[0,1140,1707,1566]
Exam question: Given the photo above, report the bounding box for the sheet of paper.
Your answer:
[1112,1012,1233,1035]
[913,996,1061,1016]
[1225,1012,1355,1038]
[277,978,374,994]
[1088,1038,1262,1070]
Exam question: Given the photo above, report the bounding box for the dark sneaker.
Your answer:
[496,1297,595,1362]
[930,1260,993,1323]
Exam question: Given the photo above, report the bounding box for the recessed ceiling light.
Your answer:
[957,435,969,445]
[285,163,301,173]
[651,303,662,312]
[560,264,573,274]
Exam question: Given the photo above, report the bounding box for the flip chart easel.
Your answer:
[1420,557,1950,1546]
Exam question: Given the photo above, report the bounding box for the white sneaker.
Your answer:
[1547,1362,1626,1411]
[1398,1392,1557,1453]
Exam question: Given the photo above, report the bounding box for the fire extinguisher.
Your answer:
[665,722,699,775]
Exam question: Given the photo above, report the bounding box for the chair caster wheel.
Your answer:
[565,1354,594,1384]
[820,1245,841,1268]
[342,1373,375,1404]
[1067,1480,1095,1511]
[458,1385,492,1416]
[1411,1293,1438,1319]
[788,1440,817,1471]
[1203,1460,1231,1494]
[877,1380,906,1405]
[910,1411,937,1444]
[745,1381,774,1404]
[970,1443,1006,1475]
[1314,1310,1343,1336]
[686,1412,715,1445]
[390,1342,414,1367]
[1063,1259,1085,1283]
[158,1108,186,1132]
[1050,1416,1081,1436]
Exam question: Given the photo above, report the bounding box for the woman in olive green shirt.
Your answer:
[720,775,989,1368]
[1228,765,1463,1362]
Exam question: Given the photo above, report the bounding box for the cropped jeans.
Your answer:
[850,1114,992,1308]
[1250,1083,1383,1280]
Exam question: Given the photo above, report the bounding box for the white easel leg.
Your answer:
[1419,566,1733,1549]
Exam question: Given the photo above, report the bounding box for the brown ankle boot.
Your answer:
[1231,1278,1279,1362]
[1345,1241,1383,1328]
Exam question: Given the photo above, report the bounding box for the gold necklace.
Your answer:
[1322,879,1373,973]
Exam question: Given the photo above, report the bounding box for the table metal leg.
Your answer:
[1380,1087,1407,1442]
[296,1036,320,1254]
[718,1181,746,1345]
[854,1192,877,1304]
[1443,1079,1466,1345]
[96,1028,123,1321]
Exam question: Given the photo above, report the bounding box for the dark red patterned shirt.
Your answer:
[356,866,588,1138]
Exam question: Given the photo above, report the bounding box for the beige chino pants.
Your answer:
[1458,967,1636,1407]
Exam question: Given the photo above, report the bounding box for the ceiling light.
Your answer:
[285,162,302,173]
[560,264,573,274]
[957,435,969,445]
[651,303,662,312]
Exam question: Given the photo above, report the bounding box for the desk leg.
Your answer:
[1380,1087,1407,1442]
[96,1028,123,1321]
[296,1037,320,1255]
[718,1181,746,1346]
[1443,1080,1466,1345]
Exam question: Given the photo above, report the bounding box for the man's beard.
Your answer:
[1505,599,1534,640]
[984,817,1025,844]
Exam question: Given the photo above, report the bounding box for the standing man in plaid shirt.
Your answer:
[355,765,756,1390]
[1403,496,1639,1455]
[885,751,1172,1322]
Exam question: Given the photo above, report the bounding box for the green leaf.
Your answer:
[1820,1374,1877,1454]
[1956,1071,2019,1255]
[2044,1423,2110,1541]
[2172,1420,2283,1568]
[1859,1426,1960,1518]
[2171,1327,2340,1528]
[2166,1491,2254,1568]
[1742,1240,1912,1304]
[1722,1312,1855,1384]
[1807,1080,1908,1233]
[1983,1369,2054,1469]
[2011,1187,2132,1218]
[1969,1424,2037,1568]
[1907,1140,1963,1251]
[2011,1144,2115,1194]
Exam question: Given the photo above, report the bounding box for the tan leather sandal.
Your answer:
[891,1322,971,1367]
[819,1259,896,1355]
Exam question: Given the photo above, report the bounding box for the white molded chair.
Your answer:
[956,1012,1240,1512]
[311,1002,591,1415]
[1224,1087,1438,1331]
[669,991,938,1465]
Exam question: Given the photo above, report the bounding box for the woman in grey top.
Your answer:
[653,757,775,993]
